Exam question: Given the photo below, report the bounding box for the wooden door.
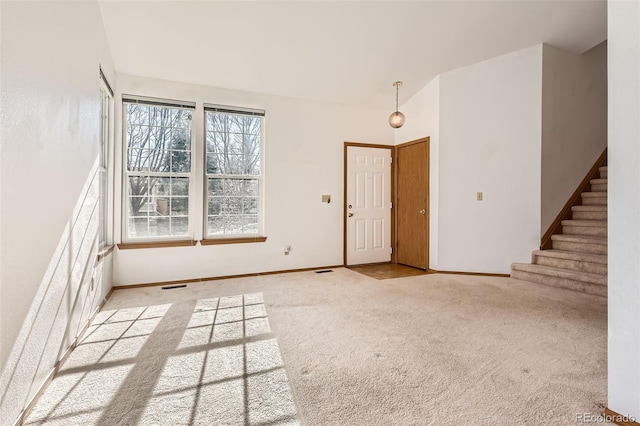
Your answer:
[345,145,392,265]
[396,138,429,269]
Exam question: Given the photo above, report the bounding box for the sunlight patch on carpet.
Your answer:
[25,293,299,426]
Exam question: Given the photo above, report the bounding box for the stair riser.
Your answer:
[534,256,608,275]
[600,171,608,179]
[511,270,607,297]
[552,240,607,255]
[582,197,607,206]
[562,226,607,237]
[572,211,608,220]
[591,183,607,192]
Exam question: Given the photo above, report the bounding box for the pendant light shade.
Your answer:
[389,81,405,129]
[389,111,406,129]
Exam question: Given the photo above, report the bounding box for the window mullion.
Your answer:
[191,103,204,242]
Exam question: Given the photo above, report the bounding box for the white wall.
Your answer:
[394,76,440,268]
[436,46,543,274]
[396,47,544,274]
[113,75,393,286]
[608,0,640,420]
[0,2,114,424]
[541,42,608,232]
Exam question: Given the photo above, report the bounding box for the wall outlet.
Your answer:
[322,194,331,203]
[477,192,483,201]
[284,245,291,255]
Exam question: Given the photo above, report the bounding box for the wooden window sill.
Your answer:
[96,245,115,263]
[200,236,267,246]
[117,240,198,250]
[116,237,267,250]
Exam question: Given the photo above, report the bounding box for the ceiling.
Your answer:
[98,1,607,109]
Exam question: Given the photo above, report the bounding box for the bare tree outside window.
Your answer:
[125,102,192,239]
[205,111,262,236]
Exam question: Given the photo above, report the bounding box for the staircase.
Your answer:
[511,165,608,297]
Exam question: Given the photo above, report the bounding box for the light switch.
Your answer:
[322,195,331,203]
[477,192,483,201]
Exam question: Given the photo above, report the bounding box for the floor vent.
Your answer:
[161,284,187,290]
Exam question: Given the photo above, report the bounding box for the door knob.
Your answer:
[419,209,426,215]
[348,213,354,217]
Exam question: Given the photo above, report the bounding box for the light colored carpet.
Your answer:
[25,268,608,425]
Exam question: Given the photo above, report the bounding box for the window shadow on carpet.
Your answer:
[25,293,299,426]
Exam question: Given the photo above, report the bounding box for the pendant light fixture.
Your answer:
[388,81,405,129]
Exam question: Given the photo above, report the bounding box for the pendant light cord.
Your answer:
[395,83,399,113]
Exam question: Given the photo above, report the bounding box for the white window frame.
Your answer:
[99,71,113,248]
[121,96,197,243]
[203,105,265,240]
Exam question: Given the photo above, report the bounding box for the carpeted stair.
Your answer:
[512,166,608,297]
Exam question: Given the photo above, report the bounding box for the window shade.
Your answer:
[123,95,196,109]
[99,67,114,97]
[204,104,265,117]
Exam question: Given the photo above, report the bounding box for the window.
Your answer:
[123,97,195,241]
[120,97,265,245]
[205,106,264,238]
[99,71,113,248]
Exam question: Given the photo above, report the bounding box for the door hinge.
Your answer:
[389,157,393,164]
[390,247,393,254]
[390,202,393,209]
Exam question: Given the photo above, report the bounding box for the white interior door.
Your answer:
[346,146,392,265]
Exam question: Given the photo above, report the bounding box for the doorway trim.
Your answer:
[395,136,430,270]
[343,142,396,266]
